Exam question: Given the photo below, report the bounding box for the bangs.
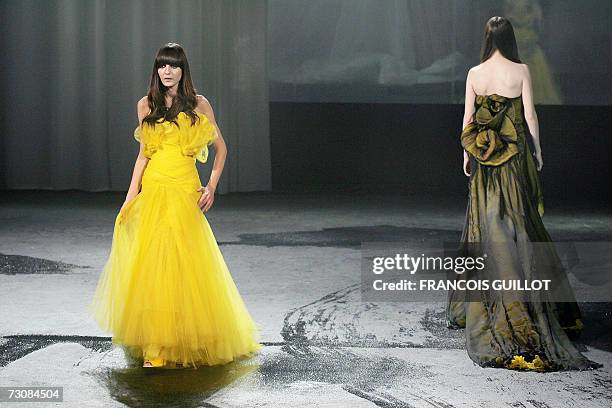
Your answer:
[155,49,183,69]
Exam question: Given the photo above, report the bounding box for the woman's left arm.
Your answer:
[521,64,543,171]
[196,95,228,212]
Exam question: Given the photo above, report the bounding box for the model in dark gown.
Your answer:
[446,93,602,371]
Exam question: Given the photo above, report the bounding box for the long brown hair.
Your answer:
[142,43,201,128]
[480,16,521,63]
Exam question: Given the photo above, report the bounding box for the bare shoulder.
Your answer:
[466,65,483,83]
[137,96,149,114]
[136,96,151,124]
[518,63,531,75]
[464,65,482,86]
[469,64,484,75]
[196,94,209,103]
[137,95,148,108]
[195,94,214,116]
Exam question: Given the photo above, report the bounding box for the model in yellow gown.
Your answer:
[88,111,262,368]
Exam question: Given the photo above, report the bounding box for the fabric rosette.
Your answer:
[461,94,519,166]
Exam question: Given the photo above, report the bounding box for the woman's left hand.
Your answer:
[534,151,543,171]
[197,185,215,212]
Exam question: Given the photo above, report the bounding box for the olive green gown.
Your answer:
[446,94,602,371]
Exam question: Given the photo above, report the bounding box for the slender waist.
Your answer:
[142,147,200,190]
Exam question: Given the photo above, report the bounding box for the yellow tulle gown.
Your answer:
[88,110,262,368]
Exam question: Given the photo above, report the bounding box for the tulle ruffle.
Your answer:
[133,111,217,163]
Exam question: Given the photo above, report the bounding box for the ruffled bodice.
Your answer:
[134,111,217,163]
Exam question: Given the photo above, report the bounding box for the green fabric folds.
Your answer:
[461,94,519,167]
[447,94,601,372]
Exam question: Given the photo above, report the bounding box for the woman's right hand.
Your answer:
[120,194,137,213]
[120,201,129,213]
[463,153,471,177]
[118,196,135,225]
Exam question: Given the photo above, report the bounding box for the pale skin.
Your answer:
[121,63,228,215]
[462,49,543,177]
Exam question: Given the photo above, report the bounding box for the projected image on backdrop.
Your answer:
[269,0,610,105]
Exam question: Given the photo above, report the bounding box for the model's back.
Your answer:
[469,54,526,98]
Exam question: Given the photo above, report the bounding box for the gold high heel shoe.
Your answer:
[143,357,165,368]
[143,345,165,368]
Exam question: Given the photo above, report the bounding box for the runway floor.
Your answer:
[1,191,611,407]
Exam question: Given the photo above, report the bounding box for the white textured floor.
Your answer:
[1,192,610,407]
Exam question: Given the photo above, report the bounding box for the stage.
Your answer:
[1,191,610,407]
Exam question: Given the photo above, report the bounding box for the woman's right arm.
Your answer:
[521,64,543,170]
[462,68,476,176]
[122,98,150,209]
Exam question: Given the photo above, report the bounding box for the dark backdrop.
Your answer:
[270,103,611,206]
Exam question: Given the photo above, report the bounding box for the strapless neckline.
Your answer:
[476,93,522,99]
[156,111,208,124]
